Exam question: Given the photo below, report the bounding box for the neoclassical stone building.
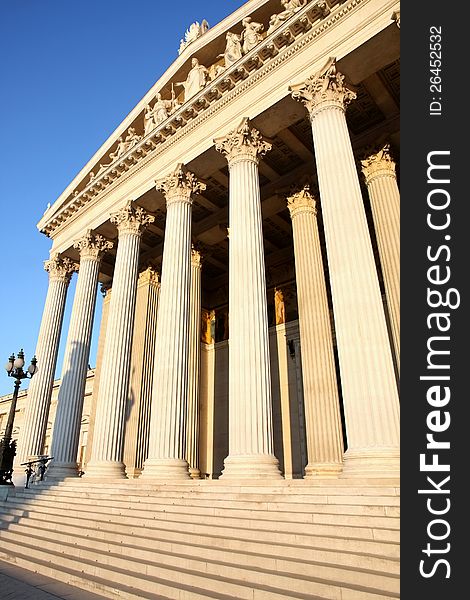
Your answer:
[16,0,400,484]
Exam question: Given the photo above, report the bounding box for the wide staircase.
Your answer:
[0,478,399,599]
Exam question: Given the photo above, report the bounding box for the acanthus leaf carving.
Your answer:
[214,117,271,165]
[361,143,396,184]
[290,57,356,115]
[110,201,155,236]
[155,163,206,203]
[73,230,114,260]
[286,184,317,218]
[44,254,78,282]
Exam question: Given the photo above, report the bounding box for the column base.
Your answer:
[140,458,191,480]
[221,454,283,480]
[341,448,400,478]
[189,467,201,479]
[83,460,127,480]
[46,462,80,481]
[304,462,343,478]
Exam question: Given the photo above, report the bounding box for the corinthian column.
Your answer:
[48,232,112,479]
[17,255,76,464]
[361,144,400,367]
[86,202,154,479]
[215,118,281,479]
[290,59,399,476]
[142,165,204,480]
[287,186,344,477]
[186,247,202,478]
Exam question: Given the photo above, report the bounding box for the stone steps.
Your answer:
[0,526,399,596]
[1,517,399,575]
[0,498,399,547]
[2,492,399,531]
[0,481,400,599]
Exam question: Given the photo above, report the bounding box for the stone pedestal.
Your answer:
[186,248,202,479]
[215,118,282,479]
[86,203,154,479]
[291,59,399,476]
[49,232,112,479]
[142,165,204,480]
[361,144,400,367]
[287,187,344,477]
[17,255,76,464]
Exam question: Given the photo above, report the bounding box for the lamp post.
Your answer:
[0,349,37,485]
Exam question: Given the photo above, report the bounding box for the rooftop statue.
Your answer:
[178,19,209,54]
[267,0,307,33]
[241,17,264,54]
[220,31,243,68]
[175,58,209,102]
[144,92,180,136]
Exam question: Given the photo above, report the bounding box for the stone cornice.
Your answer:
[39,0,368,239]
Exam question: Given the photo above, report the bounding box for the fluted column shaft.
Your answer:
[17,256,76,464]
[362,145,400,368]
[86,203,154,479]
[186,248,202,478]
[291,60,399,475]
[142,165,204,480]
[215,118,281,479]
[287,188,344,477]
[123,267,160,476]
[49,233,112,479]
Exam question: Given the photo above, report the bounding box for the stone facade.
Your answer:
[12,0,400,482]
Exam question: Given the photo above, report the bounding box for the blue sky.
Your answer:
[0,0,245,396]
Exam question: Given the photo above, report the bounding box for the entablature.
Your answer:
[40,0,399,256]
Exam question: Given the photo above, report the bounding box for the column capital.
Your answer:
[73,230,114,260]
[138,265,160,286]
[361,144,397,184]
[290,57,356,117]
[214,117,272,166]
[191,246,203,269]
[44,254,77,282]
[156,164,206,206]
[110,201,155,236]
[287,185,317,219]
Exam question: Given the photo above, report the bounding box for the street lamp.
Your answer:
[0,349,37,485]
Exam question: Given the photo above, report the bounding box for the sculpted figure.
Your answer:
[144,104,155,136]
[201,309,215,344]
[124,127,141,149]
[175,58,209,102]
[221,31,243,67]
[241,17,264,53]
[109,136,129,161]
[153,92,176,124]
[267,0,307,33]
[274,288,286,325]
